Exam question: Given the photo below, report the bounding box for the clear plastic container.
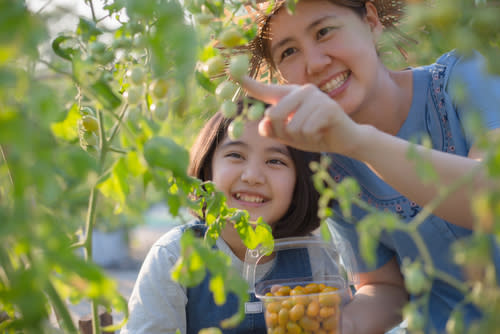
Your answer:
[243,232,359,334]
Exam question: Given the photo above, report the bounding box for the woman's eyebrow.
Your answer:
[271,15,338,56]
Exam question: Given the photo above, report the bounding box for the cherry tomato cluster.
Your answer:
[263,283,342,334]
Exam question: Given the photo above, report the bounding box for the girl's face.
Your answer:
[268,0,382,116]
[211,120,296,226]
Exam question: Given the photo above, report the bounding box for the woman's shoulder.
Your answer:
[436,50,496,87]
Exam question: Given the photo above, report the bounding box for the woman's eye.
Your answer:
[280,47,296,61]
[317,26,334,39]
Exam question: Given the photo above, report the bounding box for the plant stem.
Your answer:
[108,104,128,143]
[87,0,98,22]
[0,145,13,185]
[83,109,110,334]
[45,280,78,333]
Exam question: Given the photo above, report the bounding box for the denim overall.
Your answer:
[184,222,312,334]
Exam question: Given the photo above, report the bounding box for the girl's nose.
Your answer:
[305,45,331,76]
[240,163,265,185]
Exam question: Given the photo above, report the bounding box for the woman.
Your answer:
[238,0,500,333]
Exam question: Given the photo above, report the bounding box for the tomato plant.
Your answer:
[1,0,499,333]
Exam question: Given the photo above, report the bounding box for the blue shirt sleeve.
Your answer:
[448,51,500,145]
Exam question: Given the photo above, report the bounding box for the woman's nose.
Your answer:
[240,163,265,185]
[305,45,331,76]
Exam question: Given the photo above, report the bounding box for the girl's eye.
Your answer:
[267,158,287,166]
[225,152,243,159]
[317,26,334,39]
[280,47,297,61]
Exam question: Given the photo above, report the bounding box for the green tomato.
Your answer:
[81,115,99,133]
[80,106,95,116]
[125,86,144,105]
[195,13,213,25]
[215,81,238,100]
[128,67,146,85]
[128,21,145,34]
[150,79,170,99]
[404,264,428,295]
[198,328,222,334]
[446,311,465,334]
[93,50,115,65]
[405,308,424,331]
[219,28,243,48]
[205,55,226,77]
[112,37,133,50]
[247,102,265,121]
[89,41,106,55]
[152,102,169,121]
[229,54,249,81]
[143,136,189,177]
[221,100,237,118]
[83,131,98,146]
[228,119,244,140]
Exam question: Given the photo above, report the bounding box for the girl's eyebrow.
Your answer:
[219,141,247,149]
[267,146,292,157]
[220,141,291,157]
[271,15,338,56]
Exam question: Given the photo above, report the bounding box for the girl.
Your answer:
[238,0,500,333]
[121,100,321,333]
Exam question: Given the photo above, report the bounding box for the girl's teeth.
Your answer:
[236,193,264,203]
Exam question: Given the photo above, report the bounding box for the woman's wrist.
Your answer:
[344,123,377,161]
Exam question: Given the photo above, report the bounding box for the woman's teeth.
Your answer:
[320,71,349,93]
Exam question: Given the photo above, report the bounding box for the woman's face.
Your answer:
[211,120,296,226]
[268,0,382,116]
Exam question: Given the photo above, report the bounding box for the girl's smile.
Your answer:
[211,120,296,226]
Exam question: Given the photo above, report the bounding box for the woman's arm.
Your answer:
[348,125,499,230]
[239,76,498,230]
[342,257,408,334]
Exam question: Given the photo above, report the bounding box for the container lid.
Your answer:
[243,225,359,295]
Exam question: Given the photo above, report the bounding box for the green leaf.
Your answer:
[76,18,103,41]
[206,191,225,225]
[51,36,78,61]
[171,232,206,287]
[234,214,274,252]
[253,220,274,254]
[319,221,332,242]
[209,274,226,305]
[357,214,383,267]
[195,70,217,93]
[167,192,181,216]
[50,104,80,141]
[336,177,360,219]
[125,151,146,177]
[88,79,122,111]
[97,158,130,211]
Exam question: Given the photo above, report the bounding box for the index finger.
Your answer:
[239,75,295,105]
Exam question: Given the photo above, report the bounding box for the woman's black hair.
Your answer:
[188,99,321,238]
